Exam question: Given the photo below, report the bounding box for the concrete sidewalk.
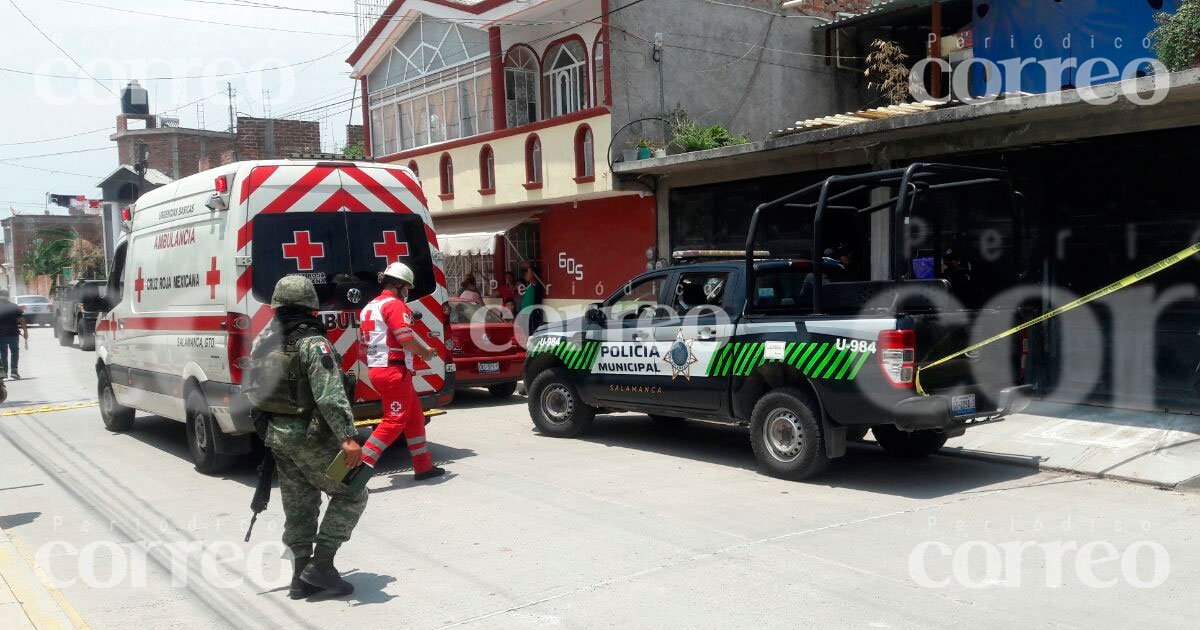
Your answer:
[941,401,1200,491]
[0,526,89,630]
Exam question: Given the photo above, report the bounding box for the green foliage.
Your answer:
[343,142,365,158]
[21,228,77,286]
[865,39,910,105]
[667,108,750,152]
[635,137,657,150]
[1149,0,1200,72]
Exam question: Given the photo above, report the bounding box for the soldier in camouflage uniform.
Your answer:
[245,276,366,599]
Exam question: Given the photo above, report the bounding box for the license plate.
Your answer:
[951,394,976,417]
[479,361,501,374]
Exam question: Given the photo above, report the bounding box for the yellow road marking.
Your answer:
[0,402,98,417]
[8,535,90,630]
[916,242,1200,395]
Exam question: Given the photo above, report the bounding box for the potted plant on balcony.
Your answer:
[1149,0,1200,72]
[621,141,639,163]
[635,137,657,159]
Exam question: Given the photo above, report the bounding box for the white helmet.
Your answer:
[381,261,415,286]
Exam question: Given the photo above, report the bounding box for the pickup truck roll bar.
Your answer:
[745,163,1018,314]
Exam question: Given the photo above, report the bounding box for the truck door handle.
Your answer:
[698,327,717,340]
[631,332,646,342]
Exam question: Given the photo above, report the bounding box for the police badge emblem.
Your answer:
[663,329,699,380]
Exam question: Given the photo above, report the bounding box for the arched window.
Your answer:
[542,37,588,118]
[574,125,594,181]
[479,145,495,193]
[504,45,540,127]
[407,160,419,178]
[524,135,543,188]
[593,32,607,107]
[439,153,454,198]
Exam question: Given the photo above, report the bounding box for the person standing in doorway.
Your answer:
[519,264,546,336]
[0,290,28,380]
[496,271,518,305]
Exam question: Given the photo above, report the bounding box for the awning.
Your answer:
[434,210,538,256]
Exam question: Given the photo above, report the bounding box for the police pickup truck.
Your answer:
[524,164,1033,480]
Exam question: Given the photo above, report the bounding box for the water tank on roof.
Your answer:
[121,80,150,115]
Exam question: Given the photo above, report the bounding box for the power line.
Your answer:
[0,126,111,148]
[0,41,353,82]
[7,0,118,97]
[55,0,356,37]
[0,146,115,161]
[0,162,105,179]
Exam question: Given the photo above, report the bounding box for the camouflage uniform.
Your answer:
[247,277,367,561]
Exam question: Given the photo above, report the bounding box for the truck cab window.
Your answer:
[672,272,729,315]
[605,275,668,321]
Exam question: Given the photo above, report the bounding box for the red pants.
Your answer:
[363,366,432,474]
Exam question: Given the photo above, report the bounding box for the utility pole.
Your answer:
[227,82,240,161]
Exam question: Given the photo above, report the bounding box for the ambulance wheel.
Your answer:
[749,388,829,480]
[871,425,948,458]
[488,382,518,398]
[98,370,135,432]
[186,392,235,474]
[528,368,594,437]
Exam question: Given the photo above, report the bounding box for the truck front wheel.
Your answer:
[749,388,829,480]
[528,368,595,437]
[872,425,948,457]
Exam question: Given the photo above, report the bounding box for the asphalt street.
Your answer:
[0,327,1197,629]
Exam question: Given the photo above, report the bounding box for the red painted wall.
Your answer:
[537,195,656,302]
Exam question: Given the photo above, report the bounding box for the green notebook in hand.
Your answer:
[326,451,374,494]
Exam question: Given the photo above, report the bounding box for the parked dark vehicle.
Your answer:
[53,280,106,350]
[523,164,1034,480]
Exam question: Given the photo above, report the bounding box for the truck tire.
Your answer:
[58,324,75,347]
[78,320,95,351]
[98,370,135,432]
[871,425,948,458]
[528,368,595,437]
[488,382,518,398]
[186,391,235,474]
[749,388,829,480]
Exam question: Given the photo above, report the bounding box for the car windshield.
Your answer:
[448,301,503,324]
[250,212,435,310]
[17,296,49,304]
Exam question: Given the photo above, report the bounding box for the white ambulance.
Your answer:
[95,158,454,473]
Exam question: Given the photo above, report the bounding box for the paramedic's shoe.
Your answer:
[414,465,446,481]
[299,546,354,596]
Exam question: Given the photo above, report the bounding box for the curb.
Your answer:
[0,527,90,630]
[936,446,1199,494]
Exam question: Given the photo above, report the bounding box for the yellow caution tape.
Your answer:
[915,242,1200,396]
[352,408,446,427]
[0,400,99,416]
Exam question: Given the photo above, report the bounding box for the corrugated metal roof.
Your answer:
[813,0,932,30]
[771,100,949,137]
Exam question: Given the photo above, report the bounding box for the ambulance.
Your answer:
[95,158,454,473]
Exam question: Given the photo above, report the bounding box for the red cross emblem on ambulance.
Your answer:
[282,231,325,271]
[373,231,409,265]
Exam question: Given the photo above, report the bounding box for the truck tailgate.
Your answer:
[904,309,1023,408]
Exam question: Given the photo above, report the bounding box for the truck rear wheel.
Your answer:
[872,425,948,458]
[186,391,235,474]
[749,388,829,480]
[98,370,135,432]
[77,318,95,351]
[58,324,75,347]
[528,368,595,437]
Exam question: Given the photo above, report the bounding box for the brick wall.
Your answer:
[115,132,236,180]
[236,116,321,160]
[346,125,364,150]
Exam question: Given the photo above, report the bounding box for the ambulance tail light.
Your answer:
[227,314,252,384]
[877,329,916,389]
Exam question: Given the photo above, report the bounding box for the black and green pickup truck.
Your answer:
[53,279,106,351]
[524,164,1033,480]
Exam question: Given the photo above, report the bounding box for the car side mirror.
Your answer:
[585,303,606,326]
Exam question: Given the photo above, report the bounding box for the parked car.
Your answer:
[53,279,107,350]
[15,295,54,326]
[446,298,525,398]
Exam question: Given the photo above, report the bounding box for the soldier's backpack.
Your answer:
[243,324,325,417]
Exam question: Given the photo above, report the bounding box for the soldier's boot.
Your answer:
[299,545,354,596]
[289,556,323,600]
